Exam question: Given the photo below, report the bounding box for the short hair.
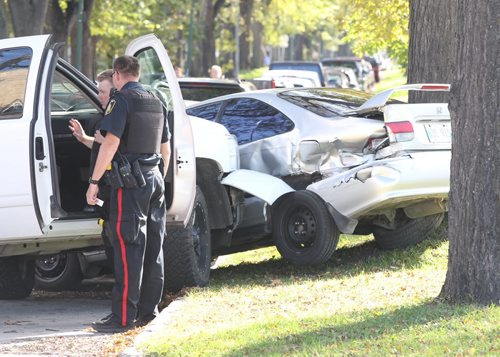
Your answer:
[113,55,140,77]
[96,69,113,83]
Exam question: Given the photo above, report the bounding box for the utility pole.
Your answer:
[76,0,84,71]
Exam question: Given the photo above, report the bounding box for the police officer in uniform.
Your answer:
[86,55,171,333]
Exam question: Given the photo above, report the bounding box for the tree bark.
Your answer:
[196,0,225,77]
[0,0,9,39]
[407,0,453,103]
[8,0,49,36]
[440,0,500,305]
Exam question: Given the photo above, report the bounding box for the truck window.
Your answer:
[0,47,32,119]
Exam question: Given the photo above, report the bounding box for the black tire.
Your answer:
[34,253,83,291]
[163,186,211,293]
[273,191,340,265]
[372,211,445,250]
[0,257,35,299]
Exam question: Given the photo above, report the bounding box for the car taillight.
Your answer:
[386,121,414,142]
[271,78,276,89]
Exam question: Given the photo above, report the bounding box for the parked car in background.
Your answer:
[256,69,322,88]
[322,57,375,92]
[323,68,352,88]
[179,77,256,104]
[186,84,451,265]
[269,61,326,86]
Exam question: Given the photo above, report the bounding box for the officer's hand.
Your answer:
[94,130,105,144]
[69,119,84,142]
[86,183,100,205]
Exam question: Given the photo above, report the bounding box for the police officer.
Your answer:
[86,55,171,333]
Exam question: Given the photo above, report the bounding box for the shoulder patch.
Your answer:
[105,99,116,115]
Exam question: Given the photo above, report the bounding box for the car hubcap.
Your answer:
[286,206,316,248]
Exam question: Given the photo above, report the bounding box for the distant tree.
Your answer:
[341,0,409,67]
[408,0,499,305]
[0,0,9,38]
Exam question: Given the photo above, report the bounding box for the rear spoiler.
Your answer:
[357,83,451,112]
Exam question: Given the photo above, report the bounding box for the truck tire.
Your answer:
[164,186,211,293]
[372,212,445,250]
[0,257,35,299]
[273,191,340,265]
[34,253,83,291]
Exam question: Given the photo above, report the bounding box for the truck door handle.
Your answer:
[35,137,45,160]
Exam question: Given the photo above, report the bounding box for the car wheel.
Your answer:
[372,211,445,250]
[164,186,211,293]
[0,257,35,299]
[34,253,83,291]
[273,191,340,265]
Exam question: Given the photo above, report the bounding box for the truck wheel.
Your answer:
[372,212,445,250]
[0,257,35,299]
[164,186,211,293]
[273,191,340,265]
[34,253,83,291]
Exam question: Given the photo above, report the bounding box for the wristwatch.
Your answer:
[88,177,100,185]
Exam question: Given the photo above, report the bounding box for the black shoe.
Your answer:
[135,314,156,327]
[92,314,134,333]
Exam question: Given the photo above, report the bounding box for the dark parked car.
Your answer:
[179,78,256,103]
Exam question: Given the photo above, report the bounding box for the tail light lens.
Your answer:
[271,79,276,88]
[386,121,414,142]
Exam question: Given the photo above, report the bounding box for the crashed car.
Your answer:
[187,84,451,264]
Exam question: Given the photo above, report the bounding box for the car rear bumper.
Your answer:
[306,151,450,220]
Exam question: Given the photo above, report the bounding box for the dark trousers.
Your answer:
[108,168,166,326]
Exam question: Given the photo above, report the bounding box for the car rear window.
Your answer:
[0,47,32,119]
[278,88,373,116]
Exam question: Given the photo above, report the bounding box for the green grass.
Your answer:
[374,67,408,102]
[141,225,499,356]
[239,67,268,80]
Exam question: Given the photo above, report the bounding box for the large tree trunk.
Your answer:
[45,0,78,60]
[407,1,453,103]
[196,0,225,77]
[440,0,500,305]
[8,0,49,36]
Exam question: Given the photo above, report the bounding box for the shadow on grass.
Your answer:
[221,300,476,356]
[209,219,448,290]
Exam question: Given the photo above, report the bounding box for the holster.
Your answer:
[118,157,139,189]
[104,162,124,189]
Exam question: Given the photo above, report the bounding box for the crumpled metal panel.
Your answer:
[237,114,386,177]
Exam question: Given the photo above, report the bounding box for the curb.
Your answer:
[119,298,185,356]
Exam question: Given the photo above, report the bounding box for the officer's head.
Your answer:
[112,55,140,90]
[96,69,114,109]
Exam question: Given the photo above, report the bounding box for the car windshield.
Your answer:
[278,88,374,116]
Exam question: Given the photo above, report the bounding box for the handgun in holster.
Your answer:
[104,162,124,189]
[132,160,146,188]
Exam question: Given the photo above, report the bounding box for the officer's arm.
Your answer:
[90,133,120,182]
[160,142,170,178]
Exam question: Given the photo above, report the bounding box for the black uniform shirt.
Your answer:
[100,81,171,145]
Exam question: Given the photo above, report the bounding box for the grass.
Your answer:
[374,67,408,102]
[140,224,499,356]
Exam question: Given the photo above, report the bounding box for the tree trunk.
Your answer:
[407,0,453,103]
[197,0,225,77]
[238,0,253,70]
[0,1,9,39]
[440,0,500,305]
[251,21,264,68]
[8,0,49,36]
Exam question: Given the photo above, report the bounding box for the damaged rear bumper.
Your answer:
[306,151,450,225]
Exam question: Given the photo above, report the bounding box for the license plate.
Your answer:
[424,123,451,143]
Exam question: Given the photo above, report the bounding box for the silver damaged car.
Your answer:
[187,84,451,265]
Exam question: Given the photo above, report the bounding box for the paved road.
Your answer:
[0,278,112,345]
